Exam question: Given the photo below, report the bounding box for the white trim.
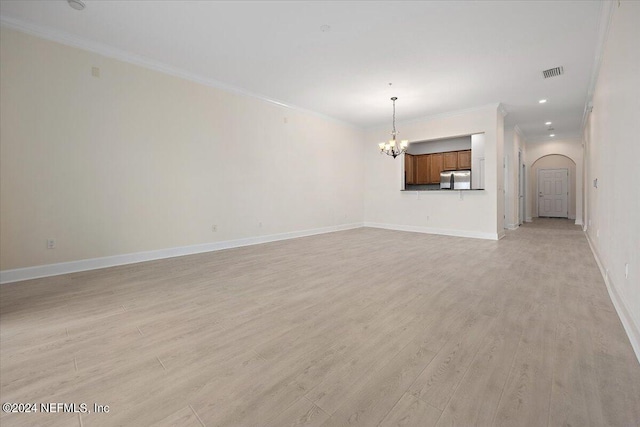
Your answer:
[525,134,582,144]
[363,222,500,241]
[0,223,364,284]
[498,103,508,118]
[580,0,616,134]
[525,217,533,222]
[518,151,525,225]
[365,103,500,133]
[505,223,519,230]
[0,16,358,130]
[529,136,582,143]
[585,231,640,364]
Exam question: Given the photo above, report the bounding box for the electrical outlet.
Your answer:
[625,263,629,279]
[596,229,600,238]
[46,239,55,249]
[212,225,217,232]
[91,66,100,77]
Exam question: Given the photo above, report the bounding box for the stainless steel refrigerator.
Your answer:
[440,170,471,190]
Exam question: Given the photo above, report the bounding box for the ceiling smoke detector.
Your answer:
[68,0,85,10]
[543,66,564,79]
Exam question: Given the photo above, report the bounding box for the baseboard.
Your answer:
[505,223,519,230]
[525,217,533,223]
[0,223,364,284]
[585,232,640,364]
[363,222,500,240]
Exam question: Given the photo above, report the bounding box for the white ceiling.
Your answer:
[0,0,605,141]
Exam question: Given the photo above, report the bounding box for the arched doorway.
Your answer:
[530,154,577,219]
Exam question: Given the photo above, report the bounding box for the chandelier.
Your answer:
[378,97,408,158]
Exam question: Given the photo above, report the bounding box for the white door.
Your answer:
[538,168,568,218]
[519,152,525,224]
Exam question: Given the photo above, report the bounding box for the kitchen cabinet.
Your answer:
[458,150,471,169]
[415,154,430,184]
[429,153,443,184]
[405,154,416,184]
[443,152,458,171]
[404,149,472,188]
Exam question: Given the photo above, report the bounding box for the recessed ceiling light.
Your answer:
[68,0,85,10]
[550,134,555,137]
[545,121,552,125]
[539,99,547,104]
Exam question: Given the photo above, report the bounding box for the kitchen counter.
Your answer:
[401,189,486,192]
[404,184,484,191]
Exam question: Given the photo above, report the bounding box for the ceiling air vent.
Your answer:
[543,66,564,79]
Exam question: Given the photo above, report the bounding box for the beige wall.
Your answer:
[583,0,640,358]
[364,105,503,239]
[529,155,576,219]
[0,28,365,270]
[503,129,526,228]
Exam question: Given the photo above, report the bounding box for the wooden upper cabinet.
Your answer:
[405,149,472,187]
[404,154,416,185]
[429,153,443,184]
[443,152,458,171]
[458,150,471,169]
[415,154,430,184]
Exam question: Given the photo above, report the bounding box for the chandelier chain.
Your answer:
[391,97,397,137]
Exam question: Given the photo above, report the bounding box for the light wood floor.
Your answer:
[1,219,639,427]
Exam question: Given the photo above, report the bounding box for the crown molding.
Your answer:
[580,0,615,134]
[498,103,509,118]
[514,125,525,139]
[366,102,502,132]
[0,16,360,130]
[524,134,582,144]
